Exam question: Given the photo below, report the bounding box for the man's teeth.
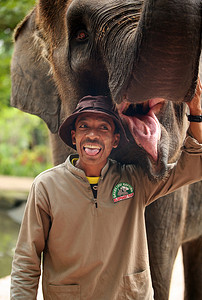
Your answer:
[84,145,101,149]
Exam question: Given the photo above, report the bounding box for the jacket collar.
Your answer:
[65,153,111,181]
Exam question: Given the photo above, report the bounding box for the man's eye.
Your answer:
[100,125,109,130]
[76,30,89,41]
[79,124,88,128]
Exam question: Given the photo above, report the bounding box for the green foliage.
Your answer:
[0,0,36,106]
[0,0,36,31]
[0,50,12,106]
[0,1,53,177]
[0,107,52,177]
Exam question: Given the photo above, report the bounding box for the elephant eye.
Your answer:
[76,30,89,41]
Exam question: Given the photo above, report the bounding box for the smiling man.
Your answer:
[71,113,120,176]
[11,93,201,300]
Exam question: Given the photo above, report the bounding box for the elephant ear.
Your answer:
[10,9,61,133]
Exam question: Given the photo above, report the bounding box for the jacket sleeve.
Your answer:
[144,136,202,206]
[10,181,51,299]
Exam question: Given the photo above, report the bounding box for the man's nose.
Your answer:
[86,129,99,139]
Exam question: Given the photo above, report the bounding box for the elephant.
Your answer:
[10,0,202,299]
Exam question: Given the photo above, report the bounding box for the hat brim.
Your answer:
[59,109,128,150]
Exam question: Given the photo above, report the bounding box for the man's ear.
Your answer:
[113,133,120,149]
[71,130,76,145]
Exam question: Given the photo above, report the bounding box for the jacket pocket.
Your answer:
[123,269,154,300]
[47,284,80,300]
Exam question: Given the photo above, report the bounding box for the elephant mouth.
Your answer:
[117,98,165,162]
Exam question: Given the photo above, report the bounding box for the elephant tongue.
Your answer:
[125,111,161,161]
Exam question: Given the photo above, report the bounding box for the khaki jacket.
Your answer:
[11,136,202,300]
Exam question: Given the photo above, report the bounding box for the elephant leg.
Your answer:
[145,187,188,300]
[148,244,178,300]
[182,236,202,300]
[146,211,179,299]
[49,132,75,165]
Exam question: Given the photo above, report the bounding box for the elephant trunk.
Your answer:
[98,0,202,104]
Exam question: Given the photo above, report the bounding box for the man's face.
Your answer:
[71,112,120,174]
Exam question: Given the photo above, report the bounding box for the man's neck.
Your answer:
[75,159,106,177]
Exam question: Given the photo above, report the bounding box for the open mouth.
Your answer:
[83,144,102,156]
[117,98,165,161]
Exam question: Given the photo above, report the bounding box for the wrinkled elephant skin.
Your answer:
[10,1,202,299]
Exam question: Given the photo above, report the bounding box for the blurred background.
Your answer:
[0,0,52,285]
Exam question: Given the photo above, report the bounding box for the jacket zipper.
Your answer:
[91,184,98,208]
[94,198,98,208]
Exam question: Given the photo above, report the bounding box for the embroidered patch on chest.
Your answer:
[112,183,134,203]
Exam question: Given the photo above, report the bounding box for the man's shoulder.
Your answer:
[33,162,67,186]
[108,158,140,174]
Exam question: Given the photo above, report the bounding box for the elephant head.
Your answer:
[11,0,202,179]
